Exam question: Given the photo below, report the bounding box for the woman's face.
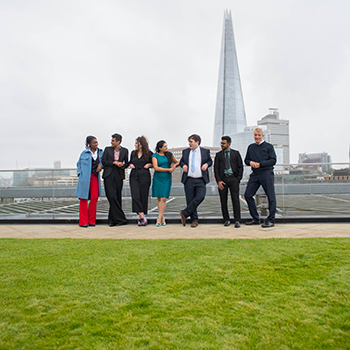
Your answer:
[90,139,98,150]
[160,143,168,152]
[135,140,141,150]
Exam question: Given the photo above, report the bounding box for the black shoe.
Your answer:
[245,220,260,225]
[261,221,274,228]
[224,220,231,227]
[108,222,116,227]
[234,222,241,228]
[115,222,128,226]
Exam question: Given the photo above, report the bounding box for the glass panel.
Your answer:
[0,163,349,221]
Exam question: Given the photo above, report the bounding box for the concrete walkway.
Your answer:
[0,223,349,239]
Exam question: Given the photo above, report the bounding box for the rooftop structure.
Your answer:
[298,151,332,173]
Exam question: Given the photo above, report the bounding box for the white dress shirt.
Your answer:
[90,149,98,161]
[188,147,202,178]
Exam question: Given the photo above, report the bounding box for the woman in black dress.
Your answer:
[129,136,153,226]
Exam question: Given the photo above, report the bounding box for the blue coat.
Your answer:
[75,148,103,199]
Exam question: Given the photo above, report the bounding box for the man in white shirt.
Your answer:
[179,134,212,228]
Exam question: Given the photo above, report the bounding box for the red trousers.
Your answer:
[79,173,99,226]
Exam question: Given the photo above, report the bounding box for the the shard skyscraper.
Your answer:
[213,10,247,146]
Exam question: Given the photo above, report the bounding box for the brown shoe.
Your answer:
[180,210,186,226]
[191,221,198,228]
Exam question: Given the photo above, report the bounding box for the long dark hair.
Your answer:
[132,136,150,162]
[155,140,172,166]
[85,135,96,149]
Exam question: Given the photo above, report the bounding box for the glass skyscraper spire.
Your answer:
[213,10,247,146]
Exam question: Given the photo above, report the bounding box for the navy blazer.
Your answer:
[214,149,243,182]
[102,146,129,180]
[179,147,212,184]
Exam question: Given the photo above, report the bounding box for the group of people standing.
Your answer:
[76,128,277,229]
[76,133,179,227]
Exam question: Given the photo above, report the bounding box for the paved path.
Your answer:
[0,223,349,239]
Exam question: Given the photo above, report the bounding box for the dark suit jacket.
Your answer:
[102,146,129,179]
[179,147,212,184]
[214,149,243,182]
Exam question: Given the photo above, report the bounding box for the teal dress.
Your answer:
[152,153,172,198]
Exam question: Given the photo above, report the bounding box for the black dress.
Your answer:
[129,150,153,214]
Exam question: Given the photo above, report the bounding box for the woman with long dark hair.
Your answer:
[76,136,103,227]
[152,140,179,226]
[129,136,153,226]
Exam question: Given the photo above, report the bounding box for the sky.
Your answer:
[1,0,349,170]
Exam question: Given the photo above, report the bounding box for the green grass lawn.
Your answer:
[0,238,349,349]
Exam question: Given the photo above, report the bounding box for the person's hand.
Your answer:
[96,164,102,173]
[218,181,225,190]
[250,161,260,169]
[116,161,124,168]
[201,163,208,171]
[129,164,135,169]
[182,165,188,173]
[169,165,176,173]
[143,163,151,169]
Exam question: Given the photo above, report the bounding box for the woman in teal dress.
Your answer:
[152,140,179,226]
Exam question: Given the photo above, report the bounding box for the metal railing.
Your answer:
[0,163,349,221]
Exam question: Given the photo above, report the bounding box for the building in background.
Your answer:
[298,152,332,173]
[213,9,247,146]
[257,108,290,165]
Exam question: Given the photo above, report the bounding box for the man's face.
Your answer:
[111,138,120,148]
[254,131,264,144]
[189,138,199,150]
[220,140,230,151]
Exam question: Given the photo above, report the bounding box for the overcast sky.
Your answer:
[1,0,349,170]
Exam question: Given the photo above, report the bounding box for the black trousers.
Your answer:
[104,169,127,225]
[218,175,241,222]
[244,170,276,223]
[183,177,206,222]
[130,170,151,214]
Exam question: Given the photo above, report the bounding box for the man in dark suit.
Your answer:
[102,133,128,226]
[214,136,243,228]
[179,134,212,228]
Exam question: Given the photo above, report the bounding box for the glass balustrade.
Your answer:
[0,163,349,220]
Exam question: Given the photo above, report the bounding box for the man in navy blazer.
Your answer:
[180,134,212,228]
[102,133,129,226]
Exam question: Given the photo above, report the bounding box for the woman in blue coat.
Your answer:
[76,136,103,227]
